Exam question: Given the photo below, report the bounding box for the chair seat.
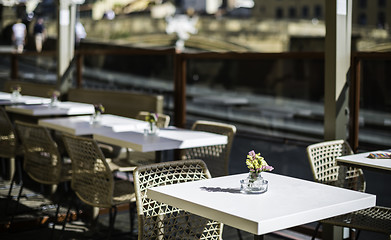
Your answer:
[112,180,136,204]
[322,206,391,235]
[107,159,137,172]
[126,151,155,166]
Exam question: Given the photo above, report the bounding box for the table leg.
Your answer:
[254,234,264,240]
[155,151,162,163]
[323,223,344,240]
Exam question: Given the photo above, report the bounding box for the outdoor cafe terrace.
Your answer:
[0,44,391,240]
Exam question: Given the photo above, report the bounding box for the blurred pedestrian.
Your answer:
[12,19,26,53]
[75,22,86,47]
[33,17,46,52]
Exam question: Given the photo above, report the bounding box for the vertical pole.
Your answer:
[174,52,186,128]
[348,56,361,152]
[324,0,352,141]
[56,0,76,89]
[173,51,186,160]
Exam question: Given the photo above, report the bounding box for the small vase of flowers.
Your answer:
[49,90,60,107]
[144,112,158,135]
[10,85,22,102]
[240,150,274,194]
[90,103,104,125]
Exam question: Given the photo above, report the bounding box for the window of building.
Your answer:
[359,0,367,8]
[358,13,367,25]
[276,8,283,19]
[302,6,309,18]
[314,5,322,19]
[289,7,296,18]
[378,0,386,7]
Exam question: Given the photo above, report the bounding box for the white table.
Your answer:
[38,114,149,136]
[5,101,95,116]
[93,126,228,152]
[336,150,391,173]
[0,92,51,105]
[147,172,376,240]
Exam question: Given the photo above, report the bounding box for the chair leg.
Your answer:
[50,204,61,240]
[4,171,17,215]
[354,229,361,240]
[312,222,321,240]
[108,206,118,240]
[0,157,6,181]
[129,202,136,237]
[236,229,244,240]
[9,181,24,231]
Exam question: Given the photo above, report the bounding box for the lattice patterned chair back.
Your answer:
[306,139,365,192]
[62,134,115,208]
[0,107,18,159]
[182,120,236,177]
[307,140,391,239]
[15,121,70,185]
[133,159,223,240]
[136,111,170,128]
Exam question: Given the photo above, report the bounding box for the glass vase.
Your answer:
[240,172,268,194]
[50,96,59,107]
[11,90,21,102]
[90,111,102,125]
[144,122,158,136]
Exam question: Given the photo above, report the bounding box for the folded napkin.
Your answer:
[367,153,391,159]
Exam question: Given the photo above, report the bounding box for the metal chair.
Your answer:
[307,139,391,240]
[182,120,236,177]
[307,139,365,191]
[133,159,223,240]
[0,107,19,182]
[135,111,170,129]
[13,121,72,234]
[62,134,136,239]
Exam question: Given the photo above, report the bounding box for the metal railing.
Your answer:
[1,48,391,152]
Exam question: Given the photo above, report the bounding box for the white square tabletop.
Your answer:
[5,101,95,116]
[0,92,51,105]
[38,114,149,135]
[93,127,228,152]
[147,172,376,237]
[336,150,391,172]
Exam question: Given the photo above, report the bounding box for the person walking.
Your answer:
[33,17,45,52]
[12,19,26,53]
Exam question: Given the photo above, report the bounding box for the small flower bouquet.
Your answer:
[94,103,105,114]
[10,85,22,102]
[48,89,60,107]
[49,90,60,98]
[241,150,273,194]
[90,104,104,125]
[11,85,21,93]
[246,150,274,175]
[144,112,158,135]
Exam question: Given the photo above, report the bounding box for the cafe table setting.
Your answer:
[38,114,149,136]
[92,126,228,153]
[0,91,52,105]
[5,101,95,116]
[336,149,391,173]
[145,151,376,240]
